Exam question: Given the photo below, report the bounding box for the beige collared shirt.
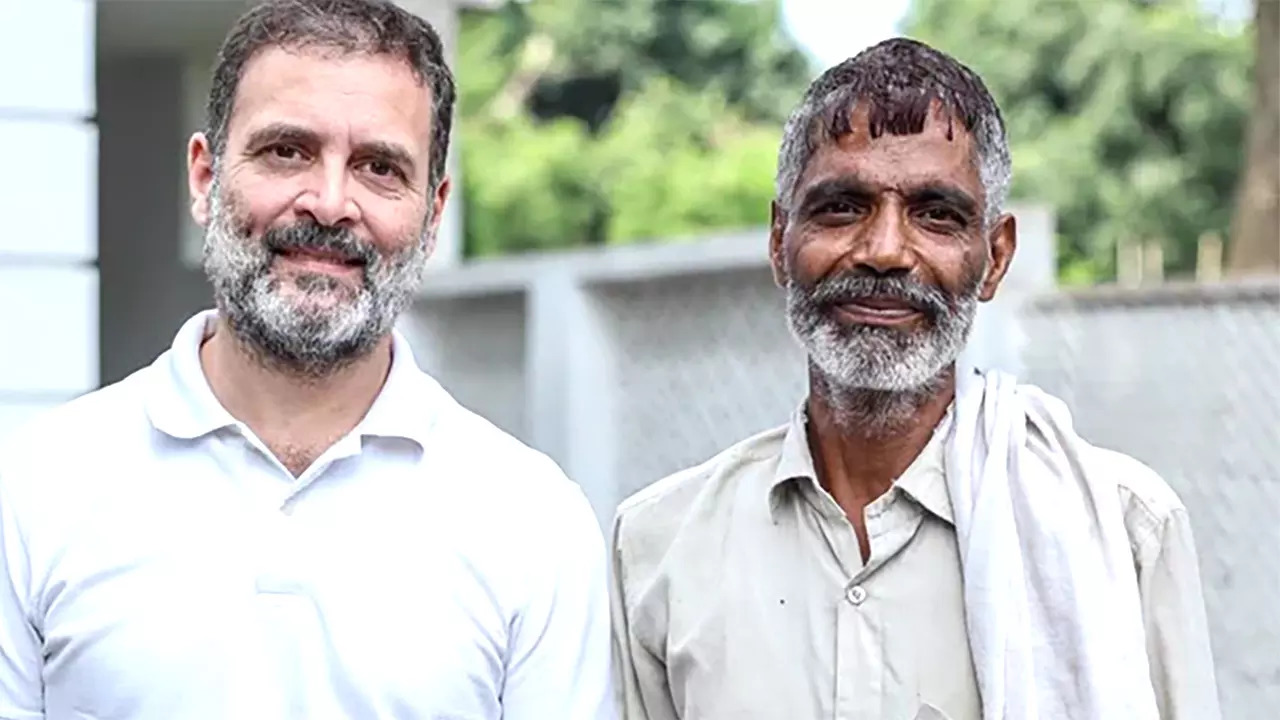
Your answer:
[610,406,1219,720]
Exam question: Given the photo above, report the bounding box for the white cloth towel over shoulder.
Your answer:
[944,368,1160,720]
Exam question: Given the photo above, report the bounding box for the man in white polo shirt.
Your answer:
[0,1,613,718]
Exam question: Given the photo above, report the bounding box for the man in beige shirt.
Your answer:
[609,38,1219,720]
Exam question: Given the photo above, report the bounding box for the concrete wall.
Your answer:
[0,1,99,439]
[1021,280,1280,719]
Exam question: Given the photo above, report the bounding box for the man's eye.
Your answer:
[269,145,302,161]
[919,207,963,225]
[817,201,862,215]
[361,160,404,182]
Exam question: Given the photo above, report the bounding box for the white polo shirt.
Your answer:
[0,310,615,720]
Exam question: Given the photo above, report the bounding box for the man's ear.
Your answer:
[769,200,787,288]
[187,132,216,227]
[423,175,452,256]
[979,212,1017,302]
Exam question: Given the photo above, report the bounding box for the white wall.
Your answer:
[0,1,98,440]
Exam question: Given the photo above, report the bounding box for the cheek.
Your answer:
[960,242,990,281]
[224,176,299,236]
[788,229,847,284]
[924,241,986,294]
[965,252,991,294]
[362,202,430,253]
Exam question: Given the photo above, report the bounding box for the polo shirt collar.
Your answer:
[144,309,442,448]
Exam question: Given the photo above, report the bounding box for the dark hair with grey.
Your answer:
[776,38,1011,225]
[205,0,456,188]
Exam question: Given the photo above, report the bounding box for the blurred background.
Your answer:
[0,0,1276,715]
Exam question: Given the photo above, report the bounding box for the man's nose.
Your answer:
[293,157,362,227]
[846,202,914,277]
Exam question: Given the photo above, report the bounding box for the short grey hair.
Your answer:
[206,0,456,189]
[776,38,1011,226]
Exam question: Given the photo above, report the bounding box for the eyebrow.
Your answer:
[243,122,320,154]
[797,175,979,220]
[243,122,419,178]
[796,177,877,213]
[905,183,980,221]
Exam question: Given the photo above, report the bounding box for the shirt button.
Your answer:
[845,584,867,605]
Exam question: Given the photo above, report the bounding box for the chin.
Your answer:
[278,280,359,302]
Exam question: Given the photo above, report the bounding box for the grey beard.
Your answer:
[201,181,431,379]
[786,271,981,434]
[810,369,949,436]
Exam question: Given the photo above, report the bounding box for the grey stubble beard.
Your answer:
[785,263,984,436]
[201,174,433,380]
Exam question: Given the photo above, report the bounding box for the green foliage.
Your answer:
[905,0,1252,283]
[456,0,810,257]
[460,115,605,256]
[458,0,1249,274]
[454,8,526,118]
[596,79,780,243]
[517,0,809,125]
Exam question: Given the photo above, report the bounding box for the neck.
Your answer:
[806,365,955,518]
[200,315,392,474]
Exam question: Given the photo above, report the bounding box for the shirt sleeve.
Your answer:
[500,486,616,720]
[1136,506,1222,720]
[0,470,44,719]
[610,509,679,720]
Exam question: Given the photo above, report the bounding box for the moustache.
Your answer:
[261,222,379,267]
[808,274,951,320]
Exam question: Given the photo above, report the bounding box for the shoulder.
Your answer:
[0,367,156,536]
[431,392,583,502]
[0,367,153,475]
[423,386,601,548]
[1082,444,1185,516]
[612,423,788,577]
[615,423,787,535]
[1020,385,1190,558]
[1067,435,1191,561]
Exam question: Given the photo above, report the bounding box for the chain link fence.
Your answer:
[591,268,807,499]
[1020,278,1280,718]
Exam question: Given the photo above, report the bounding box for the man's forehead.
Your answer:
[832,100,976,149]
[798,103,980,194]
[228,46,432,149]
[235,44,426,90]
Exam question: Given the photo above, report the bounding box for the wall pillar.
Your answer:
[0,1,98,439]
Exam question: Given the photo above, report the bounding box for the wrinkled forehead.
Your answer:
[798,99,982,194]
[816,95,976,145]
[227,45,434,154]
